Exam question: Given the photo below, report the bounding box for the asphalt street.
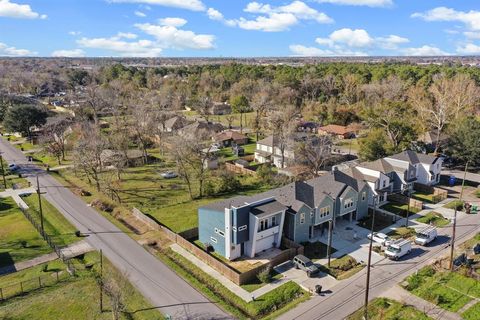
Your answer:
[0,138,230,320]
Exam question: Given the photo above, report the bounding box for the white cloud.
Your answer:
[51,49,86,57]
[314,0,392,7]
[457,43,480,55]
[318,28,374,48]
[114,32,138,39]
[376,35,409,49]
[412,7,480,31]
[77,36,163,57]
[135,22,215,49]
[158,17,187,27]
[0,0,46,19]
[402,45,449,56]
[0,42,36,56]
[134,11,146,17]
[107,0,205,12]
[209,1,332,32]
[69,31,82,36]
[464,32,480,39]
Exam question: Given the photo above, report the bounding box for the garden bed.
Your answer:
[416,212,450,227]
[347,297,431,320]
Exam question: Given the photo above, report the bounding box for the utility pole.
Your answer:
[364,195,377,320]
[450,162,469,271]
[100,249,103,312]
[0,154,6,189]
[36,175,44,234]
[327,219,333,267]
[405,187,411,228]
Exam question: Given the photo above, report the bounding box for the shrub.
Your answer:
[257,266,272,284]
[217,171,242,194]
[406,273,422,291]
[90,198,115,212]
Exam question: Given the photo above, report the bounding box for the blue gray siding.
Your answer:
[232,206,250,245]
[198,208,226,257]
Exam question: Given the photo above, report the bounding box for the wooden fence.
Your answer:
[387,194,423,212]
[225,162,257,176]
[413,183,448,203]
[0,270,71,302]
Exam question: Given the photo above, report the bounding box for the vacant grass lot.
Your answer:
[444,200,465,211]
[303,241,337,260]
[0,252,161,320]
[416,212,450,227]
[388,227,416,240]
[412,192,435,203]
[240,270,283,293]
[357,211,397,232]
[0,197,51,268]
[405,266,478,313]
[347,297,431,320]
[463,301,480,320]
[23,194,78,246]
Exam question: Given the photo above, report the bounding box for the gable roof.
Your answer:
[318,124,353,135]
[387,150,420,164]
[358,159,394,174]
[250,200,287,218]
[164,116,187,130]
[257,135,278,147]
[214,130,247,142]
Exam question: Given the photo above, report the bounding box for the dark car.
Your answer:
[292,255,319,277]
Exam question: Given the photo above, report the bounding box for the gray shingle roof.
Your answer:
[388,150,420,164]
[358,159,395,173]
[250,200,287,218]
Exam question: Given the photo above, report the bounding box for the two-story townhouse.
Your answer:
[198,196,286,260]
[384,151,422,192]
[354,160,394,206]
[387,152,442,186]
[254,135,277,165]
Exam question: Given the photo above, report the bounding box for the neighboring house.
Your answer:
[385,151,442,186]
[162,116,188,133]
[210,102,232,115]
[199,197,286,260]
[254,133,328,169]
[418,130,449,151]
[297,121,319,133]
[100,149,144,167]
[198,170,370,259]
[180,121,224,139]
[318,124,355,139]
[213,130,249,147]
[351,161,394,206]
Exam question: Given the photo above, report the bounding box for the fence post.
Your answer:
[20,282,23,294]
[38,276,42,288]
[56,271,59,282]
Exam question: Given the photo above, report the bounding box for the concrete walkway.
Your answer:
[0,240,94,276]
[383,285,462,320]
[0,187,36,210]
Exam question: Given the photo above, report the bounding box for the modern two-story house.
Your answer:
[198,170,370,259]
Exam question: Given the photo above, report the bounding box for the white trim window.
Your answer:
[210,237,217,243]
[362,192,366,201]
[344,198,354,209]
[319,206,330,218]
[300,212,305,224]
[238,225,247,232]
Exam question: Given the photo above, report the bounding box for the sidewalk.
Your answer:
[0,187,36,210]
[0,240,93,276]
[383,285,462,320]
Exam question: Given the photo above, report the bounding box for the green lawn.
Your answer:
[334,138,360,152]
[357,211,397,232]
[388,227,416,240]
[412,192,435,203]
[381,202,421,217]
[320,255,364,280]
[347,297,431,320]
[22,194,79,246]
[0,197,52,268]
[416,212,450,227]
[217,142,257,162]
[405,266,474,313]
[463,302,480,320]
[0,252,161,320]
[240,270,283,293]
[444,200,465,211]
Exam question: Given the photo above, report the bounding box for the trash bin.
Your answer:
[449,176,456,187]
[315,285,322,294]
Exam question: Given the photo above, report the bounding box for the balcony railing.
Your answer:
[257,225,280,239]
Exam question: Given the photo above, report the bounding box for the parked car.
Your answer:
[160,171,178,179]
[414,226,437,246]
[367,232,392,247]
[8,163,19,171]
[292,255,319,277]
[385,239,412,260]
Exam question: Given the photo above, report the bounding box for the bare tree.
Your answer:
[409,73,479,153]
[73,124,107,191]
[40,115,72,161]
[296,135,332,177]
[102,269,132,320]
[268,106,298,168]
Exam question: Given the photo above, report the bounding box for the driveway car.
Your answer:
[160,171,178,179]
[367,232,392,246]
[292,255,319,277]
[8,163,19,171]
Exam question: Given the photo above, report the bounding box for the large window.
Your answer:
[300,212,305,224]
[319,206,330,218]
[271,216,276,226]
[344,198,354,209]
[362,192,366,201]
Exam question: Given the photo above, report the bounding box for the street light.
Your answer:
[449,162,469,271]
[364,194,378,320]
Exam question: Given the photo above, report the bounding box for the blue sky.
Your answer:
[0,0,479,57]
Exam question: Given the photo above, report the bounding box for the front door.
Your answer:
[241,243,245,256]
[309,226,313,239]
